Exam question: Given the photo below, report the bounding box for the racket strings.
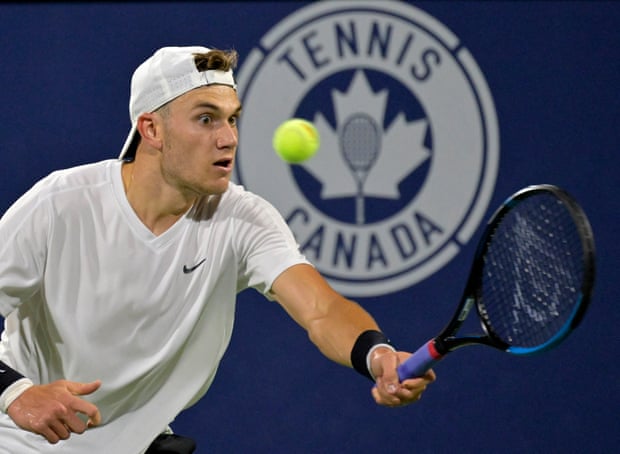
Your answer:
[480,194,585,348]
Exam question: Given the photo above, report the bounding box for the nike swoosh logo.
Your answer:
[0,369,6,373]
[183,258,206,274]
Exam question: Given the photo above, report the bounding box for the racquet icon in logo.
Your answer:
[339,113,382,225]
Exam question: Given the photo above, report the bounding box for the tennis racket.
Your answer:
[398,184,596,380]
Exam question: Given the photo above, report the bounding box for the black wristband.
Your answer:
[350,330,394,381]
[0,361,25,395]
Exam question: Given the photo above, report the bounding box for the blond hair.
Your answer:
[193,49,238,72]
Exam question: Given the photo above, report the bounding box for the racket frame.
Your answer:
[397,184,596,380]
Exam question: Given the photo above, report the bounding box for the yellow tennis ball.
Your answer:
[272,118,320,164]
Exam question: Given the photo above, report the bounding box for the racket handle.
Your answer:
[397,339,443,380]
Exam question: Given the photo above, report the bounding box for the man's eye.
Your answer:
[199,115,212,124]
[229,116,238,127]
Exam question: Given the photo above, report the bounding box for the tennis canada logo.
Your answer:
[235,0,499,297]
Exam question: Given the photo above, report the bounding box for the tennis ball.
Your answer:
[272,118,320,164]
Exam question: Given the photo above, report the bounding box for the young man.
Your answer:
[0,46,435,453]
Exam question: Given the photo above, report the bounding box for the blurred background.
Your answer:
[0,2,618,452]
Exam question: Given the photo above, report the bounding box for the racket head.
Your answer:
[473,184,595,355]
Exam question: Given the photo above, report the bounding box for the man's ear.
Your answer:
[136,112,163,150]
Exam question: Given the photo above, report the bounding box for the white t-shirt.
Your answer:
[0,159,309,453]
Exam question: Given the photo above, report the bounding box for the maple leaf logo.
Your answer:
[302,71,431,224]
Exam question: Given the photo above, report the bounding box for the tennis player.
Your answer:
[0,46,435,453]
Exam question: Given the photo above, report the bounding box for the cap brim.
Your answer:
[118,123,138,161]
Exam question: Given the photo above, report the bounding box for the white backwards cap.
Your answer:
[118,46,237,160]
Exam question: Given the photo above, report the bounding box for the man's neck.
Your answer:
[121,160,195,236]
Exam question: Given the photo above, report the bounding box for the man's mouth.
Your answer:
[214,158,233,168]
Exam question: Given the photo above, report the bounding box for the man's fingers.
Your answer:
[32,416,67,444]
[48,419,71,441]
[66,379,102,396]
[87,409,102,427]
[372,365,436,407]
[65,380,102,427]
[61,409,90,434]
[69,396,101,427]
[6,380,103,444]
[39,427,61,444]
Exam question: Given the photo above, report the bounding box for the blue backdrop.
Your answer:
[0,2,618,453]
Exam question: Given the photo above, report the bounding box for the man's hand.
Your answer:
[7,379,102,444]
[370,347,435,406]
